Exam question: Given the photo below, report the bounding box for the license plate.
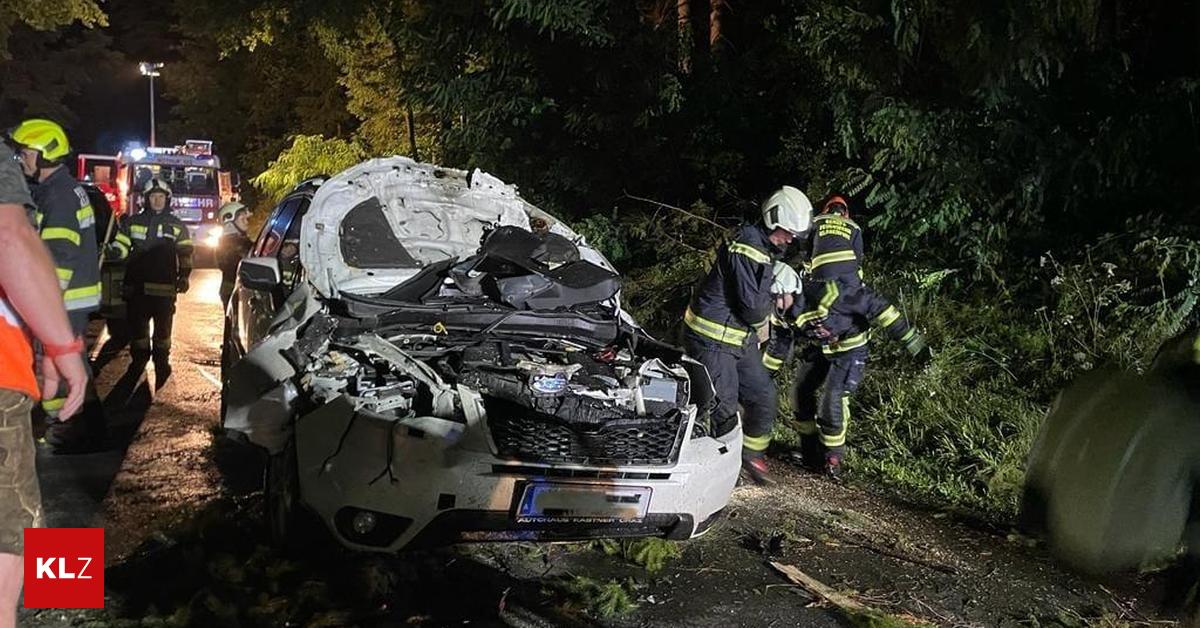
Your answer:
[516,483,651,523]
[175,207,202,222]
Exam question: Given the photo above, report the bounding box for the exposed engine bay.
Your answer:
[275,223,713,467]
[289,322,707,467]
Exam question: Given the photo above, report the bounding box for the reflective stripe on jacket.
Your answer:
[808,213,863,284]
[764,280,923,367]
[121,209,194,298]
[32,167,101,313]
[685,224,777,351]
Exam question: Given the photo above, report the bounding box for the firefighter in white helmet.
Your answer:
[215,201,252,307]
[683,185,812,485]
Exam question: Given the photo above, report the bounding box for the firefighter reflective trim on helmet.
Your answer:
[820,400,849,447]
[63,282,101,311]
[743,433,772,452]
[684,307,749,346]
[130,224,148,240]
[872,305,901,329]
[794,281,840,326]
[823,331,869,355]
[55,267,73,287]
[796,420,819,435]
[42,227,80,246]
[75,205,95,229]
[143,282,177,297]
[728,242,770,264]
[762,352,783,371]
[810,250,858,270]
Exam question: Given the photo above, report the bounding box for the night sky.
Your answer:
[70,0,180,155]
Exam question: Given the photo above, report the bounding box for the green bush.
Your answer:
[782,231,1200,520]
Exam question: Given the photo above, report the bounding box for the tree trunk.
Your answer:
[709,0,729,49]
[405,104,418,161]
[677,0,693,74]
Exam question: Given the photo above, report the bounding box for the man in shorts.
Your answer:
[0,138,88,627]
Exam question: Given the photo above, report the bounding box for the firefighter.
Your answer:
[765,277,929,479]
[7,119,106,451]
[122,177,193,388]
[93,210,133,373]
[683,186,812,485]
[215,201,253,307]
[808,195,863,287]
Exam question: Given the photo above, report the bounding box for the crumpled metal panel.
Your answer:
[302,157,588,298]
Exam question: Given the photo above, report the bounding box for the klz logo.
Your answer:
[24,528,104,608]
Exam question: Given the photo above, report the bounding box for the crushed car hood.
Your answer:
[301,157,604,298]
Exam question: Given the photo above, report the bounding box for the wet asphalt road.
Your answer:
[36,269,225,558]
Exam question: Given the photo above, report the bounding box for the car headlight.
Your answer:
[203,225,223,248]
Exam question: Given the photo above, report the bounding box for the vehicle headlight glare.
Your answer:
[203,225,223,248]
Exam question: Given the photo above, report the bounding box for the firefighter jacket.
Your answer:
[31,167,101,314]
[100,216,132,318]
[217,226,253,285]
[808,213,863,284]
[763,280,925,370]
[122,208,193,298]
[684,224,779,352]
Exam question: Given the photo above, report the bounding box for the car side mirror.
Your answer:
[239,257,281,291]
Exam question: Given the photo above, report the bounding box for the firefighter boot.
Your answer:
[152,346,173,389]
[741,450,776,486]
[824,452,845,482]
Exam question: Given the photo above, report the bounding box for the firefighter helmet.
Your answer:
[770,262,801,295]
[761,186,812,235]
[218,201,248,223]
[822,195,850,217]
[142,177,172,201]
[7,119,71,163]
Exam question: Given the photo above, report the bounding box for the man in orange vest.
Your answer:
[0,139,88,628]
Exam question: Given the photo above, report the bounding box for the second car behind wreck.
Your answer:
[222,157,740,552]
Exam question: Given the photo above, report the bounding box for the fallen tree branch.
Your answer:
[769,562,934,627]
[620,192,728,230]
[768,561,871,613]
[835,536,959,576]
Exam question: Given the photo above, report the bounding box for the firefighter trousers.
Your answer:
[792,346,867,458]
[93,315,130,372]
[685,332,778,455]
[128,294,176,373]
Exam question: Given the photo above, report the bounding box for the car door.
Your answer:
[234,196,302,353]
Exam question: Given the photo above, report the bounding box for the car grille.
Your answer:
[487,407,687,466]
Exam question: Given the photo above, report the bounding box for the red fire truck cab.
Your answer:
[113,140,239,249]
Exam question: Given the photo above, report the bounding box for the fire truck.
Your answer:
[111,140,239,248]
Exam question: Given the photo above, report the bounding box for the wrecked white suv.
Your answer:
[221,157,740,552]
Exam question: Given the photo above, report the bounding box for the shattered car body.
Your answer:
[222,158,740,552]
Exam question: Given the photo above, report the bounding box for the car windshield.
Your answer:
[133,164,218,195]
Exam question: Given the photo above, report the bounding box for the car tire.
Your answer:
[265,438,324,551]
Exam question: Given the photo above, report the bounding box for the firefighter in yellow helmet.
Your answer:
[119,177,193,388]
[215,201,252,307]
[7,118,106,452]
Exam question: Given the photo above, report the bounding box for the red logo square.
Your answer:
[23,528,104,608]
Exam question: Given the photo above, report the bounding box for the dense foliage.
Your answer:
[15,1,1197,519]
